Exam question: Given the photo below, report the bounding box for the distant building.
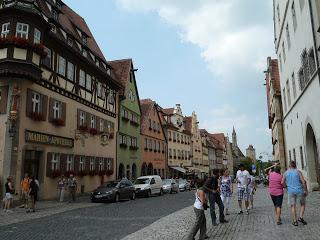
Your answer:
[231,127,245,169]
[246,145,256,163]
[264,57,286,171]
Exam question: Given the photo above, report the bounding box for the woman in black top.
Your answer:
[4,176,14,212]
[27,176,39,213]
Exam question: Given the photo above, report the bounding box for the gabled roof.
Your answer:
[108,59,132,89]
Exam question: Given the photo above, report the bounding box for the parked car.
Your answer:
[162,179,179,194]
[178,179,191,191]
[134,175,163,197]
[91,179,135,203]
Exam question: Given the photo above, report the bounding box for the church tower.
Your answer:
[232,126,238,148]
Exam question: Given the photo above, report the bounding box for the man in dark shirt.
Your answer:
[204,169,228,226]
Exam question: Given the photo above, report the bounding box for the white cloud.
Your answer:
[117,0,274,84]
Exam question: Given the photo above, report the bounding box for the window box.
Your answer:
[78,170,88,177]
[154,149,157,152]
[174,157,177,159]
[89,128,98,135]
[144,147,148,151]
[162,150,165,153]
[98,170,106,176]
[51,169,61,178]
[31,112,44,121]
[89,170,96,176]
[0,37,47,58]
[122,116,130,122]
[130,146,139,151]
[173,140,177,142]
[158,150,161,153]
[149,127,152,130]
[106,169,114,176]
[149,148,153,152]
[52,118,65,126]
[65,170,75,177]
[79,125,88,132]
[120,143,128,148]
[169,138,172,141]
[130,120,139,127]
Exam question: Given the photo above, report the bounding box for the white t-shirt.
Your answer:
[236,170,250,188]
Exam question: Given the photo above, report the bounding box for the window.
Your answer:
[67,62,74,81]
[282,88,287,113]
[277,4,280,24]
[144,138,148,149]
[293,148,296,162]
[282,42,286,62]
[153,140,156,151]
[97,82,102,98]
[173,132,176,141]
[1,22,10,38]
[121,135,127,145]
[169,149,172,158]
[16,22,29,39]
[53,100,62,119]
[292,2,297,31]
[82,34,87,45]
[300,146,305,169]
[308,49,316,75]
[286,80,291,106]
[157,142,161,152]
[58,56,66,76]
[99,119,104,132]
[292,73,297,99]
[90,115,96,129]
[67,155,74,171]
[86,74,92,91]
[52,10,59,21]
[79,69,86,87]
[168,131,172,140]
[173,149,176,158]
[99,158,104,171]
[289,150,292,162]
[298,68,305,90]
[82,48,87,58]
[286,24,291,49]
[79,111,86,126]
[148,139,152,150]
[67,37,73,46]
[89,157,95,171]
[79,156,85,171]
[34,28,41,44]
[32,91,40,113]
[106,159,112,170]
[51,153,60,171]
[43,47,52,68]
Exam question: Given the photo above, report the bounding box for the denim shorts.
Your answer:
[288,193,306,206]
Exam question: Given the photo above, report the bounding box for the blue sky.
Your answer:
[64,0,275,161]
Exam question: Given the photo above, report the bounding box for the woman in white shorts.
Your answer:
[4,176,14,212]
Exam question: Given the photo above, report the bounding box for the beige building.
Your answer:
[0,1,121,199]
[160,104,192,176]
[246,145,256,163]
[265,58,286,171]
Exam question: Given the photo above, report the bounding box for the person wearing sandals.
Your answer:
[4,176,15,213]
[219,169,233,216]
[268,166,284,225]
[187,180,209,240]
[282,161,308,226]
[236,163,251,215]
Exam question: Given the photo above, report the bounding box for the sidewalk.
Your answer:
[0,196,102,227]
[122,186,320,240]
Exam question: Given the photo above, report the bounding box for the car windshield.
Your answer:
[134,178,150,184]
[163,179,171,185]
[102,181,119,188]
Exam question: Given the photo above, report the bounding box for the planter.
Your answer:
[79,125,88,132]
[98,170,106,176]
[109,132,114,139]
[122,116,130,122]
[130,146,139,151]
[52,118,65,126]
[89,170,96,176]
[78,171,88,177]
[89,128,98,135]
[31,112,44,121]
[130,120,139,127]
[51,170,61,178]
[120,143,128,148]
[106,170,114,176]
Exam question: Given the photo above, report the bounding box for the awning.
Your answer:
[170,166,186,174]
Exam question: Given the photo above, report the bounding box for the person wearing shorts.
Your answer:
[268,166,284,225]
[4,176,14,213]
[236,164,251,215]
[282,161,308,226]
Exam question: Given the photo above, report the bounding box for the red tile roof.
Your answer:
[162,108,174,115]
[108,59,132,89]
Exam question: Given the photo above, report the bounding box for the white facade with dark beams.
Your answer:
[0,0,123,199]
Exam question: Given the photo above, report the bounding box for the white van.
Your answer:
[134,175,163,197]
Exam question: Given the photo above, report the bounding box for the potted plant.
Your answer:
[52,118,65,126]
[31,112,44,121]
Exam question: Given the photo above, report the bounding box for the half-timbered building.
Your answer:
[0,0,122,199]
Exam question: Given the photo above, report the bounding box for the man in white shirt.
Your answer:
[236,163,251,215]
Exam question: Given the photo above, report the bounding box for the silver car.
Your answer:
[162,179,179,194]
[178,179,191,191]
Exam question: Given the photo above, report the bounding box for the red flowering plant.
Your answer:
[89,128,98,135]
[79,125,88,132]
[52,118,65,126]
[31,112,44,121]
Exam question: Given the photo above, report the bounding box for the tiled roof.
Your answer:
[210,133,226,150]
[140,99,154,131]
[107,59,132,89]
[162,108,174,115]
[270,59,281,93]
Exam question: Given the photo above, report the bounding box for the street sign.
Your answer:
[251,164,256,173]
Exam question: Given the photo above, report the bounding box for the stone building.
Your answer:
[265,58,286,171]
[108,59,141,180]
[231,127,245,170]
[159,104,191,177]
[273,0,320,189]
[0,0,122,199]
[246,144,256,163]
[140,99,167,178]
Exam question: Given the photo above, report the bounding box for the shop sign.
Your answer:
[25,130,74,148]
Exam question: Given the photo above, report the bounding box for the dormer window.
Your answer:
[82,48,87,58]
[50,23,56,33]
[1,22,10,38]
[52,10,59,21]
[16,22,29,39]
[34,28,41,44]
[56,2,62,10]
[95,59,99,67]
[81,34,87,45]
[67,36,73,46]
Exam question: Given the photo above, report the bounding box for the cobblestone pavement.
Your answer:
[0,191,195,240]
[122,185,320,240]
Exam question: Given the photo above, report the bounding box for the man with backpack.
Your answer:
[27,176,39,213]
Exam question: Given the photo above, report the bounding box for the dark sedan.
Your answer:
[91,179,136,203]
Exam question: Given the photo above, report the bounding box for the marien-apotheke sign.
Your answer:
[25,130,74,148]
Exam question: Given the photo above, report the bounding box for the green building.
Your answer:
[109,59,141,180]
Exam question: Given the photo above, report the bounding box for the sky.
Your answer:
[64,0,275,161]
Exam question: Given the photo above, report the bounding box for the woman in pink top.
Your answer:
[268,167,284,225]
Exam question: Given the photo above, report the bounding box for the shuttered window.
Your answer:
[26,89,48,121]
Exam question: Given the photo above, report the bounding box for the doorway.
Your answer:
[24,150,41,178]
[306,124,319,187]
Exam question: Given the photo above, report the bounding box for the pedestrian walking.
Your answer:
[204,169,228,226]
[282,161,308,226]
[4,176,14,213]
[248,174,256,209]
[67,174,77,203]
[20,173,30,208]
[268,166,284,225]
[187,180,209,240]
[27,176,39,213]
[236,163,251,215]
[57,175,66,202]
[219,169,233,215]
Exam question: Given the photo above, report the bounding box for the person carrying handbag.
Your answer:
[187,180,209,240]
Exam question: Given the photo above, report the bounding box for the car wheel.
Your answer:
[159,188,163,196]
[184,187,186,191]
[170,188,173,194]
[114,193,120,203]
[146,189,151,198]
[131,192,136,200]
